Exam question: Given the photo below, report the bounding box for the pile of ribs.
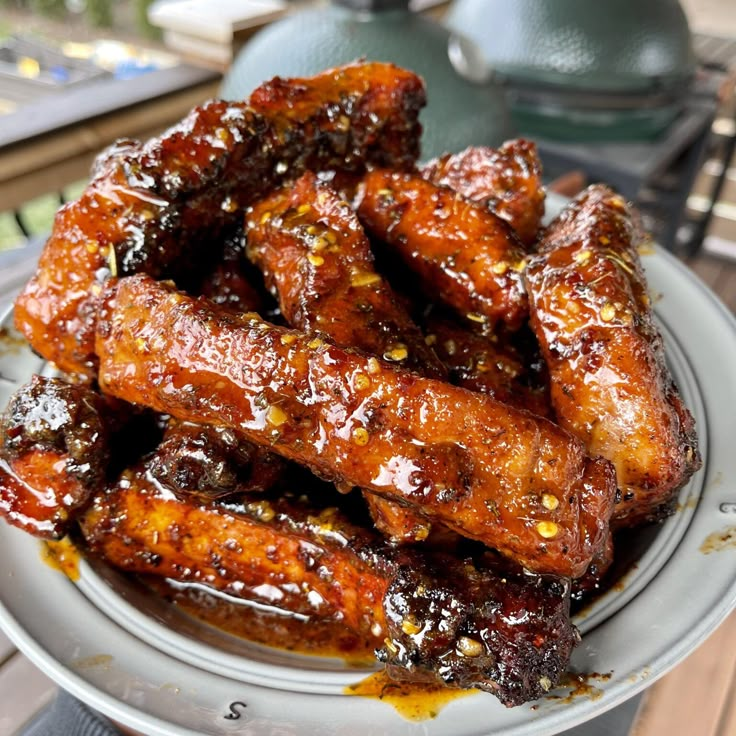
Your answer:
[0,61,701,708]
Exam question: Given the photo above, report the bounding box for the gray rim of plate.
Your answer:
[0,201,735,736]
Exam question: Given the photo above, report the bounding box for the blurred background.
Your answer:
[0,2,735,735]
[0,0,734,279]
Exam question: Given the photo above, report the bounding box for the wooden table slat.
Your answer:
[631,611,736,736]
[716,666,736,736]
[0,652,57,735]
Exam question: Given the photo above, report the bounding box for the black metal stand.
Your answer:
[536,95,717,254]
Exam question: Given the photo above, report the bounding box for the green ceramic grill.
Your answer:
[221,0,514,160]
[446,0,696,141]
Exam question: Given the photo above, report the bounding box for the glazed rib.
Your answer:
[356,170,529,330]
[197,223,265,314]
[80,468,578,706]
[95,275,616,577]
[0,376,111,537]
[246,171,444,379]
[525,185,701,525]
[246,171,444,541]
[14,62,425,378]
[147,421,285,500]
[424,313,552,417]
[421,140,545,246]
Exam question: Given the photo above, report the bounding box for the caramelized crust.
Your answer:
[95,275,615,577]
[356,170,529,330]
[14,62,425,378]
[246,172,444,378]
[425,314,552,417]
[147,421,285,500]
[0,376,111,537]
[421,140,545,246]
[525,186,701,525]
[247,172,444,541]
[81,470,386,636]
[80,469,577,706]
[198,224,264,314]
[249,62,424,175]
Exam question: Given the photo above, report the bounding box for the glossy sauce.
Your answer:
[345,670,477,721]
[41,537,81,581]
[142,576,480,720]
[141,576,378,664]
[700,526,736,554]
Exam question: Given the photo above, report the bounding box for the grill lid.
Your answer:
[446,0,696,95]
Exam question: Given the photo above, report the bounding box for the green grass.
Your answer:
[0,179,86,250]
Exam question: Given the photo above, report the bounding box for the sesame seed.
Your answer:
[308,337,324,350]
[541,494,559,511]
[296,204,312,215]
[401,618,421,636]
[280,333,297,346]
[352,427,370,446]
[599,235,610,245]
[574,250,591,264]
[600,303,616,322]
[425,334,437,346]
[492,261,508,275]
[536,521,559,539]
[252,501,275,522]
[456,636,484,657]
[539,676,552,692]
[384,345,408,362]
[106,247,118,278]
[350,271,382,287]
[354,372,371,390]
[307,254,324,267]
[444,339,457,356]
[467,312,486,323]
[85,241,98,254]
[266,405,288,427]
[259,211,272,225]
[414,526,430,542]
[367,357,381,374]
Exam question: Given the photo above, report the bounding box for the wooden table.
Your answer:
[0,63,220,213]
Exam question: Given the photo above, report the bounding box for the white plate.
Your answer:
[1,238,735,736]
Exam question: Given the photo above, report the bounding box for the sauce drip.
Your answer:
[41,537,80,581]
[345,670,477,721]
[141,576,378,664]
[700,526,736,554]
[545,671,611,704]
[0,326,29,354]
